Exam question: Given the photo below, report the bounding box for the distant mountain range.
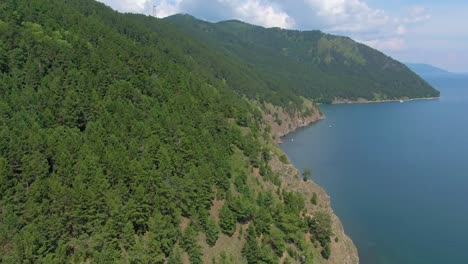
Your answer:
[406,63,468,78]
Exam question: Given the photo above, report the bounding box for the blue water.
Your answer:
[280,76,468,264]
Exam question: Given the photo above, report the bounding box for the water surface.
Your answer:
[281,76,468,264]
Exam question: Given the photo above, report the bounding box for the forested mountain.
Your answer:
[0,0,355,263]
[165,14,439,103]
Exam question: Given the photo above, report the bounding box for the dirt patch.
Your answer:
[253,167,260,177]
[209,199,225,223]
[179,217,190,233]
[200,223,248,263]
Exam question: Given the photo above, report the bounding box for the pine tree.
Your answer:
[269,225,286,256]
[219,204,236,236]
[242,225,259,264]
[311,192,318,205]
[321,243,331,259]
[121,222,134,250]
[167,247,183,264]
[205,217,220,247]
[302,168,312,181]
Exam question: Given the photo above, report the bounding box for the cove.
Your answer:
[280,76,468,264]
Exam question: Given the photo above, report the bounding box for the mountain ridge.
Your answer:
[406,63,468,77]
[165,14,439,103]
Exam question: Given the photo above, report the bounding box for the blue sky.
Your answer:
[98,0,468,72]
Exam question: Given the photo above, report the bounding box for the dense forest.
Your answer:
[165,14,439,103]
[0,0,343,263]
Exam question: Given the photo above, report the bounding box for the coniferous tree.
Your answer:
[302,168,312,181]
[205,217,220,247]
[321,243,331,259]
[269,225,286,256]
[219,204,236,236]
[242,225,259,264]
[167,247,183,264]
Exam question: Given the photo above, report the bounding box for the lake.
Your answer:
[280,76,468,264]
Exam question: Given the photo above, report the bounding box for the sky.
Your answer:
[98,0,468,72]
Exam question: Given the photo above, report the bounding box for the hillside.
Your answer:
[0,0,357,263]
[165,14,439,103]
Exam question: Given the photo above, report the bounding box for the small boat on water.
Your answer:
[291,138,294,142]
[400,100,404,103]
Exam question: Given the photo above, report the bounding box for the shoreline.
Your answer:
[331,96,440,105]
[266,104,359,263]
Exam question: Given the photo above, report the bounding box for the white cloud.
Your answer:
[304,0,389,34]
[396,25,406,35]
[403,6,431,24]
[98,0,150,13]
[301,1,431,52]
[152,0,183,18]
[219,0,295,28]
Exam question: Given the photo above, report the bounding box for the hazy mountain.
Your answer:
[406,63,467,78]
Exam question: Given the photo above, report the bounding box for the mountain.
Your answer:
[406,63,467,78]
[165,14,439,103]
[0,0,358,263]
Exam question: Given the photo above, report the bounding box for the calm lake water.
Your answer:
[281,76,468,264]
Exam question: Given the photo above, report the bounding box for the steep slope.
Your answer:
[165,14,439,103]
[0,0,356,263]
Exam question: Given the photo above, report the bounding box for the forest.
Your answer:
[0,0,339,263]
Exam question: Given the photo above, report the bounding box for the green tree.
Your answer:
[254,208,273,235]
[219,203,237,236]
[321,243,331,259]
[205,217,220,247]
[308,211,333,247]
[181,225,202,264]
[269,225,286,256]
[242,225,259,264]
[311,192,318,205]
[167,247,183,264]
[121,222,134,250]
[302,168,312,181]
[258,243,278,264]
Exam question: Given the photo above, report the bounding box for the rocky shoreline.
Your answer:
[266,95,439,263]
[263,102,360,264]
[262,102,324,143]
